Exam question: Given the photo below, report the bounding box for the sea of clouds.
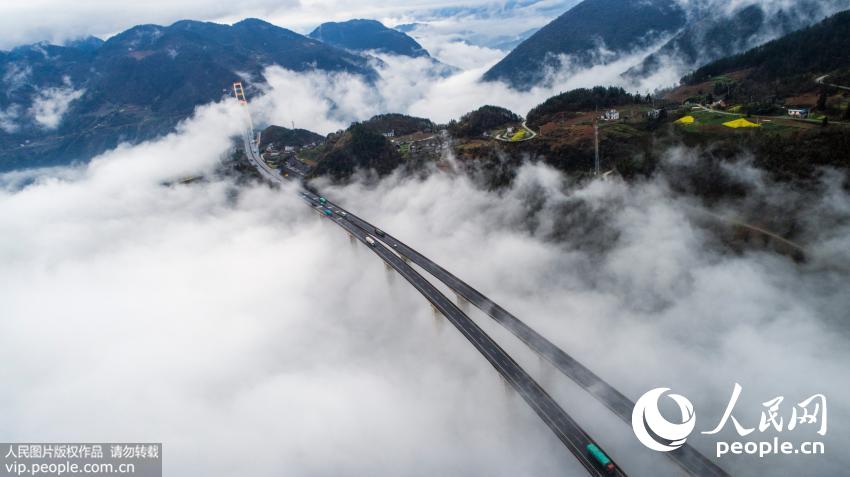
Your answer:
[1,78,849,475]
[1,1,850,475]
[246,45,674,137]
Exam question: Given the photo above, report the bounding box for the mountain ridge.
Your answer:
[0,18,379,171]
[482,0,687,89]
[627,0,850,81]
[309,19,430,58]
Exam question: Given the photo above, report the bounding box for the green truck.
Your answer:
[586,443,615,473]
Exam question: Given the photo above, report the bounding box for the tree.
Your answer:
[713,82,724,95]
[822,116,829,127]
[817,90,828,111]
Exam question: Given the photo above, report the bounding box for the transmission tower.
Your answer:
[594,118,600,176]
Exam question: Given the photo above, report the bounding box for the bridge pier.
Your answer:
[349,233,356,246]
[384,261,395,285]
[431,303,444,333]
[538,354,554,386]
[455,293,469,312]
[500,374,514,397]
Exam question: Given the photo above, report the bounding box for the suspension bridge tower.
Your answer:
[232,81,260,147]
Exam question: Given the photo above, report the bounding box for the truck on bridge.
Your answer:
[586,444,615,474]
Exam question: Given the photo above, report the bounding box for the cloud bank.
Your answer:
[1,4,848,475]
[0,0,576,50]
[0,97,591,477]
[1,89,849,476]
[248,45,667,136]
[28,78,85,129]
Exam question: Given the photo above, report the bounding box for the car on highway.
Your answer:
[319,197,327,204]
[365,236,377,247]
[374,228,386,237]
[323,209,333,216]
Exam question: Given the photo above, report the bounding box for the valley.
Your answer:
[2,3,850,476]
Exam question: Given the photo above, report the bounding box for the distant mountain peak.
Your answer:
[482,0,849,90]
[0,17,379,172]
[482,0,687,89]
[63,36,105,52]
[233,18,276,29]
[309,19,430,58]
[625,0,849,81]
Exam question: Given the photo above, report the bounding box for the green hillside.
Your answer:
[683,10,850,85]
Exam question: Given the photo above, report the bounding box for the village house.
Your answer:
[646,109,663,120]
[602,109,620,121]
[788,108,809,119]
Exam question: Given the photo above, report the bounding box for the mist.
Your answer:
[300,146,850,476]
[1,78,849,477]
[0,0,574,50]
[248,41,675,136]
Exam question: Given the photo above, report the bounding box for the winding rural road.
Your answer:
[495,120,538,142]
[816,74,850,91]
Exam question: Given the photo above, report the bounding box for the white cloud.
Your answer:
[389,1,575,51]
[3,63,32,91]
[0,0,575,50]
[28,78,85,129]
[0,97,594,477]
[247,41,669,134]
[0,104,21,133]
[253,67,376,134]
[319,157,850,476]
[1,3,848,473]
[1,84,849,476]
[416,37,505,70]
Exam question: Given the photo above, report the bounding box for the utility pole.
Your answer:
[594,118,600,176]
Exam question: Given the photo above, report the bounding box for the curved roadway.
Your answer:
[312,194,729,477]
[240,118,725,477]
[316,202,628,477]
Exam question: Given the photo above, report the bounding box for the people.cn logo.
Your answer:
[632,388,696,452]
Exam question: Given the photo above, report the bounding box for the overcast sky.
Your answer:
[0,0,577,50]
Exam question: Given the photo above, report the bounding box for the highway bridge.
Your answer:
[326,204,627,477]
[237,108,626,476]
[232,83,729,477]
[314,195,729,477]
